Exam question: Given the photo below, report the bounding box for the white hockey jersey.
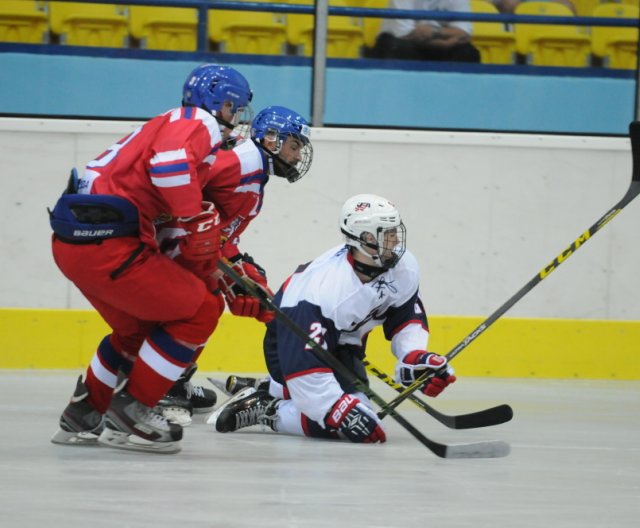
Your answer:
[264,245,429,424]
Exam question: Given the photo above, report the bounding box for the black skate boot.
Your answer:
[154,391,194,426]
[98,382,183,454]
[165,363,217,413]
[209,387,279,433]
[51,375,104,446]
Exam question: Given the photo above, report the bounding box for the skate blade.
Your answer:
[51,428,101,446]
[205,386,256,426]
[192,405,214,414]
[97,428,181,454]
[160,406,193,427]
[207,377,230,395]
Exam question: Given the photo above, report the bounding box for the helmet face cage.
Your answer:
[251,106,313,182]
[182,64,254,129]
[274,136,313,183]
[228,106,255,144]
[374,222,407,268]
[341,195,407,269]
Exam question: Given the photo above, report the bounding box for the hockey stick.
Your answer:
[209,358,513,429]
[216,259,510,459]
[379,121,640,419]
[363,359,513,429]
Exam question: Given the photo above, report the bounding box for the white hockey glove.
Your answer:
[396,351,456,398]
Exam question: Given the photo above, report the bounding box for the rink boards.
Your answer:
[1,308,638,380]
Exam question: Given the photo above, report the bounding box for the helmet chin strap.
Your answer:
[346,248,387,280]
[273,156,300,182]
[205,107,236,132]
[215,115,236,132]
[258,142,300,182]
[220,136,238,151]
[258,144,278,179]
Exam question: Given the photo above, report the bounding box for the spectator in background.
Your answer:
[372,0,480,63]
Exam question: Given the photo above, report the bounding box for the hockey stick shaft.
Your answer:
[378,121,640,419]
[216,259,509,458]
[363,359,513,429]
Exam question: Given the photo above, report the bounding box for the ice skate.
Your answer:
[163,363,217,414]
[154,392,194,427]
[207,387,278,433]
[98,383,183,454]
[51,375,104,446]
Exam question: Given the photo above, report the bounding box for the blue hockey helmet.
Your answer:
[182,64,253,121]
[251,106,313,182]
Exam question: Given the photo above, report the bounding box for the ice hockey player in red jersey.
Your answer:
[207,105,313,322]
[49,63,253,454]
[154,105,313,420]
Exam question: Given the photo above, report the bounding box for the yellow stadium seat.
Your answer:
[470,0,516,64]
[287,0,365,58]
[49,2,128,48]
[129,6,197,51]
[0,1,48,44]
[514,2,591,66]
[363,0,387,49]
[572,0,601,17]
[209,0,287,55]
[591,3,639,69]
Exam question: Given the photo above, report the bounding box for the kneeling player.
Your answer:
[208,194,456,443]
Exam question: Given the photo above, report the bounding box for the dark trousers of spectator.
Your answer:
[372,32,481,63]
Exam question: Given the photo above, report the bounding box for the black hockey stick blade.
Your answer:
[443,404,513,430]
[216,259,510,458]
[363,359,513,429]
[379,121,640,418]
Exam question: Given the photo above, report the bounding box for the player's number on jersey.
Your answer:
[306,322,327,350]
[87,126,142,169]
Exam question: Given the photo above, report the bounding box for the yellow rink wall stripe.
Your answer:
[1,308,638,379]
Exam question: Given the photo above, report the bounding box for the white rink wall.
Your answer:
[0,118,638,320]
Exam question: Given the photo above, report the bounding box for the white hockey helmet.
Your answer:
[340,194,406,269]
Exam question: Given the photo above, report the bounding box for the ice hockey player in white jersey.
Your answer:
[209,194,456,444]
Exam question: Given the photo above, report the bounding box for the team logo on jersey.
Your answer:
[373,277,397,299]
[355,202,370,212]
[222,216,243,238]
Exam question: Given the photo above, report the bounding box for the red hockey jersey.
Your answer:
[80,106,223,248]
[156,137,269,260]
[202,138,269,258]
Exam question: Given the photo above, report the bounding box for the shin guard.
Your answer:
[86,335,132,413]
[127,328,196,407]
